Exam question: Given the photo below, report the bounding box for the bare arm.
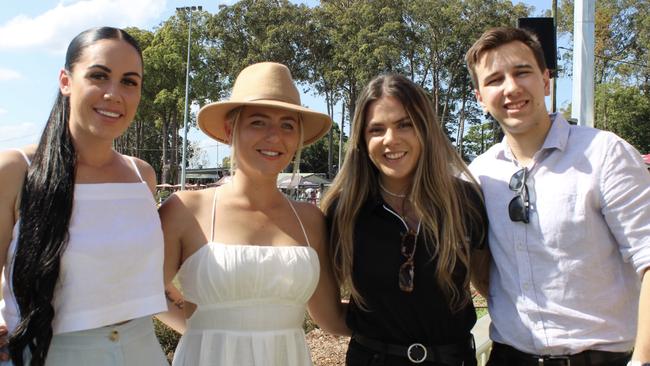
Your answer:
[155,284,187,334]
[632,268,650,362]
[301,203,351,337]
[154,193,189,334]
[470,246,491,299]
[0,150,30,359]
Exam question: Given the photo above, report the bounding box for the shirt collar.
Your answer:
[494,113,569,161]
[541,113,569,152]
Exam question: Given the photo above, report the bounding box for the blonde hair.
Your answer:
[321,74,485,311]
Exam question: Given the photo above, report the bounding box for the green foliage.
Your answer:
[154,317,180,363]
[554,0,649,153]
[595,83,650,153]
[116,1,650,176]
[221,156,231,170]
[300,123,344,173]
[462,120,502,161]
[556,0,649,86]
[207,0,313,82]
[114,0,648,177]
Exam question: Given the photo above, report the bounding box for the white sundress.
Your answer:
[171,190,320,366]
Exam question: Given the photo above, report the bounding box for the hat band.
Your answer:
[243,94,301,106]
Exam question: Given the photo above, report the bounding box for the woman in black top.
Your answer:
[321,74,490,366]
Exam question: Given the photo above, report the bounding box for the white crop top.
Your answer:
[1,152,167,334]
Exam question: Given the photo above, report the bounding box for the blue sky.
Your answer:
[0,0,571,166]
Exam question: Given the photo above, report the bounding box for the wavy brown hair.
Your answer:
[321,74,485,311]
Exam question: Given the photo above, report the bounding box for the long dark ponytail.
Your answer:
[8,27,142,366]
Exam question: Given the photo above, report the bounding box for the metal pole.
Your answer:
[551,0,557,113]
[571,0,595,127]
[180,9,193,190]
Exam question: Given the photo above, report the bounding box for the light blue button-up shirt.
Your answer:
[469,113,650,355]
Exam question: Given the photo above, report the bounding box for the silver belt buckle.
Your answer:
[538,356,571,366]
[407,343,427,364]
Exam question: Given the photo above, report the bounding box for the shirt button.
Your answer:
[516,243,524,250]
[109,329,119,342]
[523,283,530,291]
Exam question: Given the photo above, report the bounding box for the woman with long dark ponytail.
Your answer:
[0,27,167,365]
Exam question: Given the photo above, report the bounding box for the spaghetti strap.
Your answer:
[127,156,145,182]
[12,148,31,166]
[210,188,218,242]
[284,197,311,248]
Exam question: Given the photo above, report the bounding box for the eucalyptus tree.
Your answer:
[115,27,160,172]
[318,0,404,123]
[205,0,313,83]
[139,10,211,184]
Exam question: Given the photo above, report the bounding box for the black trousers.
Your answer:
[486,342,630,366]
[345,339,478,366]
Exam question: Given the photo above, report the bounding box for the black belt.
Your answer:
[352,333,475,364]
[491,342,631,365]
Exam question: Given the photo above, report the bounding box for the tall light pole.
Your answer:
[571,0,595,127]
[177,5,202,190]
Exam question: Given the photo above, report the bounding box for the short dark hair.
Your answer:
[465,26,547,88]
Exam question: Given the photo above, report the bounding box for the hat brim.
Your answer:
[198,100,332,146]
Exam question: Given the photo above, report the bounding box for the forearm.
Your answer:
[155,285,186,334]
[470,248,491,299]
[308,299,351,337]
[632,268,650,362]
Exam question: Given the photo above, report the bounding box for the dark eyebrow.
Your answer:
[481,70,502,84]
[124,71,142,79]
[87,64,142,79]
[482,63,535,84]
[87,64,111,73]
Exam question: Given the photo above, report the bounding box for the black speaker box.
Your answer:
[517,17,557,74]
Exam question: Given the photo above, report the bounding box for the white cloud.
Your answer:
[0,68,21,81]
[0,0,167,53]
[0,108,7,115]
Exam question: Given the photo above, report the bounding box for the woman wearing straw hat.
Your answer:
[159,62,350,366]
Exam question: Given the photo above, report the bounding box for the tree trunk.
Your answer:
[326,90,334,179]
[338,101,345,173]
[456,89,468,157]
[171,111,179,184]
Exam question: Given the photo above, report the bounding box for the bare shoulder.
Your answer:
[123,155,157,189]
[0,148,33,233]
[291,200,325,226]
[0,148,31,196]
[160,187,216,221]
[290,200,326,249]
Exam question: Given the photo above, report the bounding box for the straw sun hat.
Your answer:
[198,62,332,146]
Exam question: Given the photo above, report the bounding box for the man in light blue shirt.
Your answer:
[465,27,650,366]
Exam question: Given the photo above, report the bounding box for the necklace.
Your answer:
[378,181,407,198]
